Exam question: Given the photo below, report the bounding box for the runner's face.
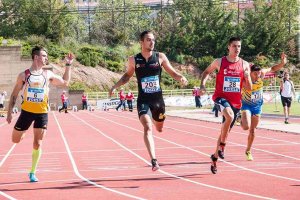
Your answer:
[228,41,241,57]
[141,33,155,52]
[251,70,261,82]
[37,50,48,66]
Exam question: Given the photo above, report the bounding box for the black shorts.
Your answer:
[14,110,48,131]
[137,98,166,122]
[214,97,240,129]
[0,104,3,108]
[281,96,292,107]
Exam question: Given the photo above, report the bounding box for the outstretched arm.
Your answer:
[109,57,135,97]
[160,53,188,86]
[200,59,220,92]
[50,53,74,86]
[6,73,25,124]
[262,53,287,76]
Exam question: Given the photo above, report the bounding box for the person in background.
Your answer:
[192,86,202,108]
[59,91,68,113]
[126,91,135,112]
[0,91,7,117]
[280,72,296,124]
[82,92,88,110]
[116,88,126,111]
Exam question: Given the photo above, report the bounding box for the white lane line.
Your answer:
[98,112,300,182]
[109,112,300,161]
[73,112,275,200]
[52,112,145,200]
[0,191,17,200]
[0,144,16,168]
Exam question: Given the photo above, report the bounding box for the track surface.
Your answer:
[1,110,299,200]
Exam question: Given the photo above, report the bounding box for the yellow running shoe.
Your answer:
[246,151,253,161]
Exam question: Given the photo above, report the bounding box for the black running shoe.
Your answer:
[210,154,218,174]
[151,159,160,171]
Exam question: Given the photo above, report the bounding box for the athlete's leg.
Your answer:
[241,110,251,130]
[30,128,46,173]
[214,106,234,158]
[12,129,26,143]
[153,120,164,132]
[246,115,260,152]
[140,114,156,160]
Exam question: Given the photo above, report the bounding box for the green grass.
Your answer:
[262,102,300,116]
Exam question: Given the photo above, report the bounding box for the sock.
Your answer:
[30,149,42,173]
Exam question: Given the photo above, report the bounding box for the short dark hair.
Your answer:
[228,37,241,45]
[139,30,154,41]
[251,64,262,72]
[31,46,47,60]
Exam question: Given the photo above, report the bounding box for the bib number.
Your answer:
[251,91,262,103]
[27,87,45,102]
[141,76,161,93]
[223,77,241,92]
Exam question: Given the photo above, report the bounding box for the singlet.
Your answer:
[82,95,87,101]
[281,79,293,98]
[135,52,162,101]
[212,56,245,109]
[242,78,263,107]
[21,69,49,114]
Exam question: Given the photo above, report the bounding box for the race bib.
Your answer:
[251,91,263,103]
[223,77,241,92]
[27,87,45,102]
[141,76,161,93]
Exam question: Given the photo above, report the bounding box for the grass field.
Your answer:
[262,101,300,116]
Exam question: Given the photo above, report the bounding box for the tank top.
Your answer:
[212,56,245,109]
[242,78,263,107]
[281,80,293,98]
[134,52,162,101]
[21,69,49,114]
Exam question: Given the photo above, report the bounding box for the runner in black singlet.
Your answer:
[109,30,188,171]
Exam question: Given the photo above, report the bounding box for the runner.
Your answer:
[241,53,287,161]
[109,30,188,171]
[200,37,252,174]
[6,46,74,182]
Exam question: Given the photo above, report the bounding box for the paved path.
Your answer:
[167,109,300,134]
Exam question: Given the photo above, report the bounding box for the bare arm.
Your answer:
[50,54,74,86]
[242,61,252,90]
[200,59,220,91]
[6,73,25,124]
[262,53,287,75]
[160,53,188,85]
[109,57,135,97]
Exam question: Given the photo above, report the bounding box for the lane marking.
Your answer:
[72,112,276,199]
[99,112,300,182]
[0,191,17,200]
[52,112,145,200]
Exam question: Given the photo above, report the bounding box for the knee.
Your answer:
[156,127,163,132]
[242,125,249,130]
[249,129,255,136]
[144,125,153,134]
[12,137,21,144]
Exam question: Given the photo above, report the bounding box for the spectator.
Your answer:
[0,91,7,117]
[116,88,126,111]
[59,91,68,113]
[82,92,88,110]
[192,86,202,108]
[126,91,135,112]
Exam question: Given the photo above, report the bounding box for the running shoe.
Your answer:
[29,173,38,182]
[151,159,160,171]
[284,120,289,124]
[210,154,218,174]
[245,151,253,161]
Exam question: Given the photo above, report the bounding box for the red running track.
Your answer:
[0,110,299,200]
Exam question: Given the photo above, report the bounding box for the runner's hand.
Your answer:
[109,87,116,97]
[281,52,287,65]
[6,113,12,124]
[180,76,188,86]
[199,85,206,94]
[65,53,75,65]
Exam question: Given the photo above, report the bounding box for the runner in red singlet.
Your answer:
[200,37,252,174]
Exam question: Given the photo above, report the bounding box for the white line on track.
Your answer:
[113,112,300,161]
[52,112,145,200]
[100,112,300,182]
[0,191,17,200]
[72,112,276,199]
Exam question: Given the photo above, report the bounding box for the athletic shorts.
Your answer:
[214,97,240,128]
[241,103,262,116]
[0,104,3,108]
[137,97,166,122]
[281,96,292,107]
[14,110,48,131]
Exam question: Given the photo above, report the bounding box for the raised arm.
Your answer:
[242,61,252,90]
[262,53,287,76]
[160,53,188,86]
[200,59,220,92]
[6,73,25,124]
[109,56,135,97]
[49,53,74,86]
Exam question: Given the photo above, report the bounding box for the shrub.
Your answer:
[197,56,214,71]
